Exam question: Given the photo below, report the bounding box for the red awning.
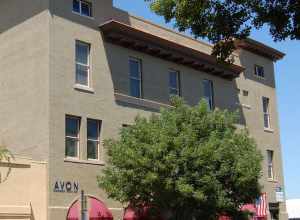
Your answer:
[67,200,80,220]
[89,197,113,220]
[67,196,113,220]
[123,206,164,220]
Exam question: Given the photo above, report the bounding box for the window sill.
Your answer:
[254,74,265,80]
[267,178,278,183]
[264,128,274,133]
[64,158,105,166]
[73,84,95,93]
[72,11,94,20]
[114,92,172,111]
[236,103,251,109]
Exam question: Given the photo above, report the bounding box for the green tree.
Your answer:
[0,146,13,183]
[0,146,12,162]
[98,98,263,220]
[145,0,299,62]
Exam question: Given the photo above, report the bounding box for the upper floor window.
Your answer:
[75,41,90,87]
[255,65,265,78]
[87,119,101,160]
[262,97,271,129]
[169,70,180,97]
[73,0,92,17]
[129,58,142,98]
[203,79,214,110]
[65,116,81,158]
[267,150,274,179]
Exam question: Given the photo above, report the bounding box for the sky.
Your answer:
[113,1,300,200]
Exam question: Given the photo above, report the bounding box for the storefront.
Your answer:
[0,157,47,219]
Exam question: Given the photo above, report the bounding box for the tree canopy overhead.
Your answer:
[145,0,299,62]
[98,98,263,220]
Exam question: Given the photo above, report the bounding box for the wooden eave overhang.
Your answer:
[99,20,244,80]
[235,38,285,61]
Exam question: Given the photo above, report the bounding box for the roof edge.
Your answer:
[235,38,285,61]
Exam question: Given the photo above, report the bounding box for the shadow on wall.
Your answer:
[0,0,48,34]
[238,49,276,89]
[101,7,247,122]
[30,204,35,220]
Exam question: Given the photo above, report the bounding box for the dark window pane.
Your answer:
[73,0,80,13]
[203,80,214,110]
[76,42,89,64]
[130,78,141,98]
[81,1,92,16]
[169,71,178,89]
[263,97,269,113]
[169,88,178,96]
[87,119,100,140]
[129,59,140,78]
[87,140,98,159]
[268,166,273,178]
[264,114,269,128]
[65,138,78,157]
[76,64,88,85]
[66,117,79,137]
[255,65,265,78]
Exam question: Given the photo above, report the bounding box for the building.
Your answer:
[0,0,288,219]
[286,199,300,220]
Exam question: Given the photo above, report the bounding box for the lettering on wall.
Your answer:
[54,181,79,193]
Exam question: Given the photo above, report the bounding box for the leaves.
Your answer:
[0,146,14,183]
[98,97,263,220]
[144,0,299,62]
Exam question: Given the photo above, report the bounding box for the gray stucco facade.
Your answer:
[0,0,288,219]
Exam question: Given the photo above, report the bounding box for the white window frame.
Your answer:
[65,115,80,159]
[203,79,214,110]
[255,65,265,78]
[267,150,274,180]
[263,97,271,129]
[169,69,180,97]
[72,0,93,18]
[129,57,142,98]
[87,119,101,161]
[75,40,91,88]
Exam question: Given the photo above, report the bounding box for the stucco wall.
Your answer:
[0,0,288,219]
[0,157,48,220]
[0,0,50,161]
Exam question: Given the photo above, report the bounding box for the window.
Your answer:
[129,58,142,98]
[73,0,92,17]
[65,116,80,158]
[203,79,214,110]
[255,65,265,78]
[267,150,274,179]
[169,70,180,97]
[262,97,270,128]
[75,41,90,87]
[87,119,101,160]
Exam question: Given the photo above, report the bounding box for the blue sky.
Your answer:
[113,1,300,199]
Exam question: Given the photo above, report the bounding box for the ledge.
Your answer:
[235,38,285,61]
[72,11,95,20]
[64,158,105,166]
[73,84,95,93]
[236,102,251,110]
[0,205,31,217]
[267,179,279,183]
[115,93,172,111]
[264,128,275,133]
[100,20,244,79]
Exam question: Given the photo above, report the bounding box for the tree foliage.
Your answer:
[145,0,300,62]
[0,146,14,183]
[0,146,12,162]
[98,98,263,220]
